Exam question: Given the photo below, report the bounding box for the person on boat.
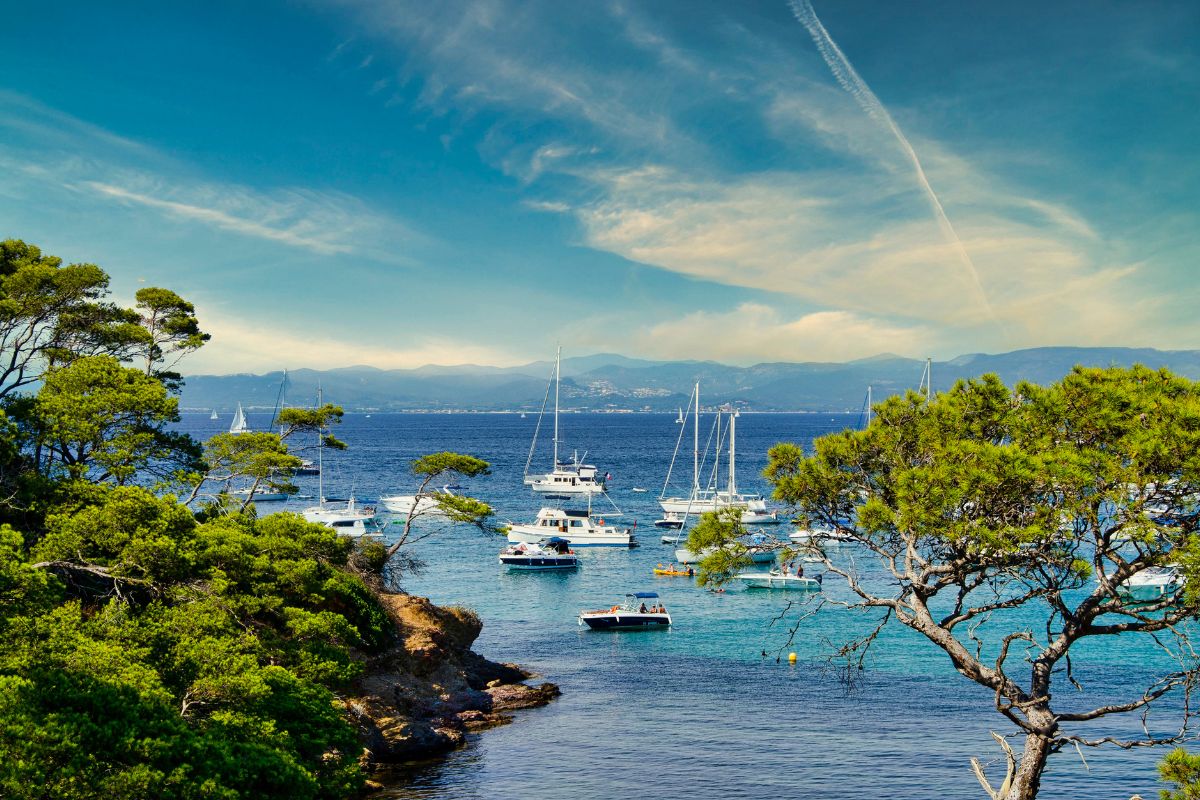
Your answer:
[795,563,805,578]
[639,602,648,613]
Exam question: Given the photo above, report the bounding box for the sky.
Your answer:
[1,0,1197,373]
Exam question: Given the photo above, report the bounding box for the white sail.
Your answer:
[229,402,248,434]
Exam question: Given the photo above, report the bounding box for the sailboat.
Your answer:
[210,408,218,420]
[229,402,249,434]
[675,407,685,424]
[523,347,607,497]
[657,383,776,525]
[301,387,376,536]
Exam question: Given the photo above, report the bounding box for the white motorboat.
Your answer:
[229,402,249,434]
[523,347,607,498]
[1115,565,1184,603]
[499,538,581,570]
[230,487,288,502]
[506,507,635,547]
[318,517,373,537]
[579,592,671,630]
[380,485,456,516]
[737,569,822,591]
[658,386,777,523]
[790,526,853,543]
[675,538,778,565]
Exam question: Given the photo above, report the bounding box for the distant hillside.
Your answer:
[180,347,1200,413]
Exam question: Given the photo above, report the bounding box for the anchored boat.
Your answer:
[499,538,581,570]
[579,592,671,630]
[506,507,635,547]
[737,569,822,591]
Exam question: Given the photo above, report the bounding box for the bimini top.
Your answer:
[544,537,570,545]
[629,592,659,599]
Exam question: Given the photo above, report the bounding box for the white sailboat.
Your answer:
[229,402,249,434]
[658,385,776,525]
[523,347,607,498]
[301,387,376,536]
[210,408,219,420]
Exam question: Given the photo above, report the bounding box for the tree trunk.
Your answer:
[1003,732,1053,800]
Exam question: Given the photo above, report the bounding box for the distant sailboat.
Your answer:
[210,409,218,420]
[675,407,685,424]
[229,402,249,435]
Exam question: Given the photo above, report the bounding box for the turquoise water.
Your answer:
[182,411,1184,798]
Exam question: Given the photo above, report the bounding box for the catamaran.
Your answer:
[658,383,777,525]
[523,347,607,498]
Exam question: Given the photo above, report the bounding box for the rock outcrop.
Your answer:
[346,592,559,770]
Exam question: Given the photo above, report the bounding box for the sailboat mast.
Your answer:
[553,346,561,468]
[867,385,873,425]
[692,381,700,497]
[729,409,736,495]
[316,384,324,508]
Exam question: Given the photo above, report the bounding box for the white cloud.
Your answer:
[605,303,931,364]
[187,309,522,373]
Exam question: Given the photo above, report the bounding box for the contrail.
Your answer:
[787,0,996,321]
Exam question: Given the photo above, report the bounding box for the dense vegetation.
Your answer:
[0,239,396,798]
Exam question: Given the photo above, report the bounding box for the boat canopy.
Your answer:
[629,592,659,599]
[545,537,570,545]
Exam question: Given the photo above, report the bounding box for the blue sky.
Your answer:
[1,0,1196,372]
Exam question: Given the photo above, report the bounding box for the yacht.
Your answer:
[658,386,777,524]
[499,538,581,570]
[506,507,634,547]
[299,386,377,534]
[1114,565,1184,603]
[230,486,288,502]
[523,347,607,498]
[737,569,823,591]
[380,485,455,516]
[790,526,853,543]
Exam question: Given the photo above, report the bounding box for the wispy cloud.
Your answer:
[787,0,994,321]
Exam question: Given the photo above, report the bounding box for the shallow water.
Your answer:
[181,410,1183,798]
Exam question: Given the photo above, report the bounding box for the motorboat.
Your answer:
[1115,565,1184,603]
[230,487,289,502]
[506,507,635,547]
[293,459,320,475]
[579,592,671,630]
[737,569,822,591]
[499,538,581,570]
[380,485,456,516]
[631,487,648,493]
[523,347,608,498]
[676,546,777,566]
[658,386,778,523]
[790,526,853,543]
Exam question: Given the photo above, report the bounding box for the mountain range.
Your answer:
[179,347,1200,413]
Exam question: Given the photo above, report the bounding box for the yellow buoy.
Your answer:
[788,652,797,664]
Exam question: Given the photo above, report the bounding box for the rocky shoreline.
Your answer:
[345,592,559,783]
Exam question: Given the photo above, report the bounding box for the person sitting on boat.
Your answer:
[795,563,805,578]
[639,602,648,613]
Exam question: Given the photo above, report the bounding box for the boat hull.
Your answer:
[507,527,632,547]
[580,613,671,630]
[738,573,821,591]
[500,556,580,570]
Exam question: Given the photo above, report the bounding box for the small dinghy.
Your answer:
[737,569,822,591]
[579,592,671,630]
[499,538,581,570]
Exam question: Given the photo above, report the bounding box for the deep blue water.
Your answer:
[180,411,1182,799]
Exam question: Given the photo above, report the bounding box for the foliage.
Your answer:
[2,486,393,798]
[386,452,494,563]
[754,366,1200,800]
[134,287,210,392]
[1161,748,1200,800]
[684,507,755,586]
[34,355,201,485]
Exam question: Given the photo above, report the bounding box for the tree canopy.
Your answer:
[724,366,1200,800]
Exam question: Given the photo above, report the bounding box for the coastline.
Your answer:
[348,592,559,789]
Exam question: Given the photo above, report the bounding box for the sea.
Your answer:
[178,410,1183,799]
